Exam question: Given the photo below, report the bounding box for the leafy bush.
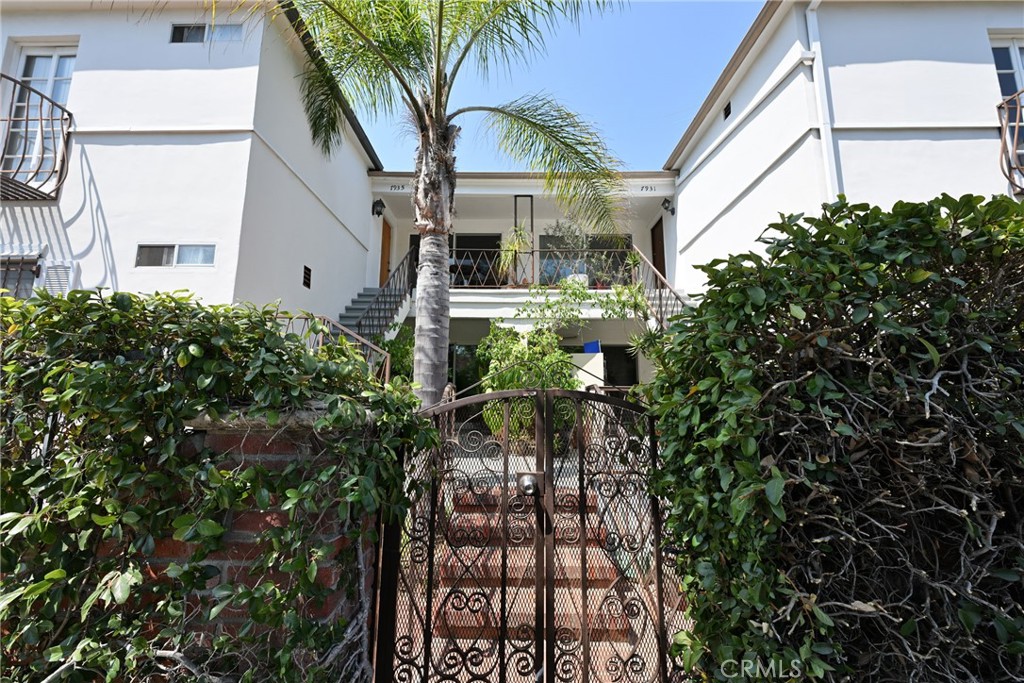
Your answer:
[377,322,414,379]
[476,323,581,436]
[0,291,433,681]
[646,195,1024,681]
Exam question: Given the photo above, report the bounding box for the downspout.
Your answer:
[805,0,840,199]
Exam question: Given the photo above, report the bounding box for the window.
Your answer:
[171,23,243,44]
[210,24,243,42]
[993,40,1024,179]
[993,41,1024,98]
[171,24,206,43]
[1,47,76,181]
[0,257,40,299]
[302,266,312,289]
[136,244,215,267]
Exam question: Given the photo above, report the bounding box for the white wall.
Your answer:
[820,1,1017,203]
[671,5,820,295]
[234,14,377,317]
[669,0,1022,295]
[1,4,261,302]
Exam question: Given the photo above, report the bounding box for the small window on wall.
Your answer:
[136,245,215,267]
[171,23,244,44]
[171,25,206,43]
[0,257,41,299]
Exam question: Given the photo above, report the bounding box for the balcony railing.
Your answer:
[449,248,636,289]
[1,73,73,201]
[998,88,1024,195]
[438,245,688,330]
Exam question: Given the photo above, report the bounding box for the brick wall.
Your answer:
[143,419,373,639]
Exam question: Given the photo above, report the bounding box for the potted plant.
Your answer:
[498,223,531,287]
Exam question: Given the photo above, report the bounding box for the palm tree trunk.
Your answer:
[411,121,458,407]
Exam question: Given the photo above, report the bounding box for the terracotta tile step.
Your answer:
[431,609,633,642]
[438,550,621,588]
[452,488,599,513]
[441,514,608,547]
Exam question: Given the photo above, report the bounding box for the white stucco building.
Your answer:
[3,0,1022,389]
[1,0,384,315]
[663,0,1024,295]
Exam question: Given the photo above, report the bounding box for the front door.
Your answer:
[379,219,392,287]
[375,390,686,683]
[650,218,666,278]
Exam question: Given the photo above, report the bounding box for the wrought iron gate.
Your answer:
[374,389,686,683]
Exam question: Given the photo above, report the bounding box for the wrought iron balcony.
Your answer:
[449,248,636,289]
[1,72,73,201]
[998,88,1024,195]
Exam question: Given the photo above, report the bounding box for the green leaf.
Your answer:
[196,519,225,537]
[44,569,67,581]
[91,513,117,527]
[765,476,785,506]
[899,619,918,636]
[789,304,806,320]
[990,569,1021,582]
[176,350,190,368]
[307,560,318,583]
[111,573,134,604]
[958,605,982,632]
[811,604,834,627]
[210,598,232,620]
[188,343,204,357]
[918,337,941,370]
[907,269,934,283]
[745,286,766,306]
[172,513,197,529]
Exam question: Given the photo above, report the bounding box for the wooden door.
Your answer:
[379,219,392,286]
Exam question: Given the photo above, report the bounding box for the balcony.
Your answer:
[448,248,636,289]
[998,88,1024,195]
[0,72,73,201]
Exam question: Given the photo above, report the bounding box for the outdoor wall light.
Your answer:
[371,199,386,217]
[661,198,676,216]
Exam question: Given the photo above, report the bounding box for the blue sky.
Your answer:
[359,1,764,172]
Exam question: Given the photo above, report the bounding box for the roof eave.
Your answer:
[662,0,788,171]
[281,2,384,172]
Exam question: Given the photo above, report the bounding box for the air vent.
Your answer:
[303,266,312,289]
[723,101,732,120]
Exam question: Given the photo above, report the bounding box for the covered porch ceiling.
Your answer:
[369,171,676,228]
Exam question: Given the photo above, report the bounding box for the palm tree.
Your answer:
[294,0,622,406]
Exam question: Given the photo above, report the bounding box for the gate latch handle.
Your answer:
[517,472,554,527]
[516,472,542,497]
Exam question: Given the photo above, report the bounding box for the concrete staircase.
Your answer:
[338,247,416,342]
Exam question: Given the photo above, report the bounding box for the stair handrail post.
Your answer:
[629,245,687,330]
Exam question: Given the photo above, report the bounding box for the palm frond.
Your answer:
[293,0,433,129]
[300,61,347,155]
[454,94,623,233]
[443,0,613,89]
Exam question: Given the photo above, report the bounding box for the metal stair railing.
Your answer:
[353,246,417,341]
[630,245,688,330]
[279,315,391,382]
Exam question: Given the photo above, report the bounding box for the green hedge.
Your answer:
[0,291,433,681]
[647,195,1024,680]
